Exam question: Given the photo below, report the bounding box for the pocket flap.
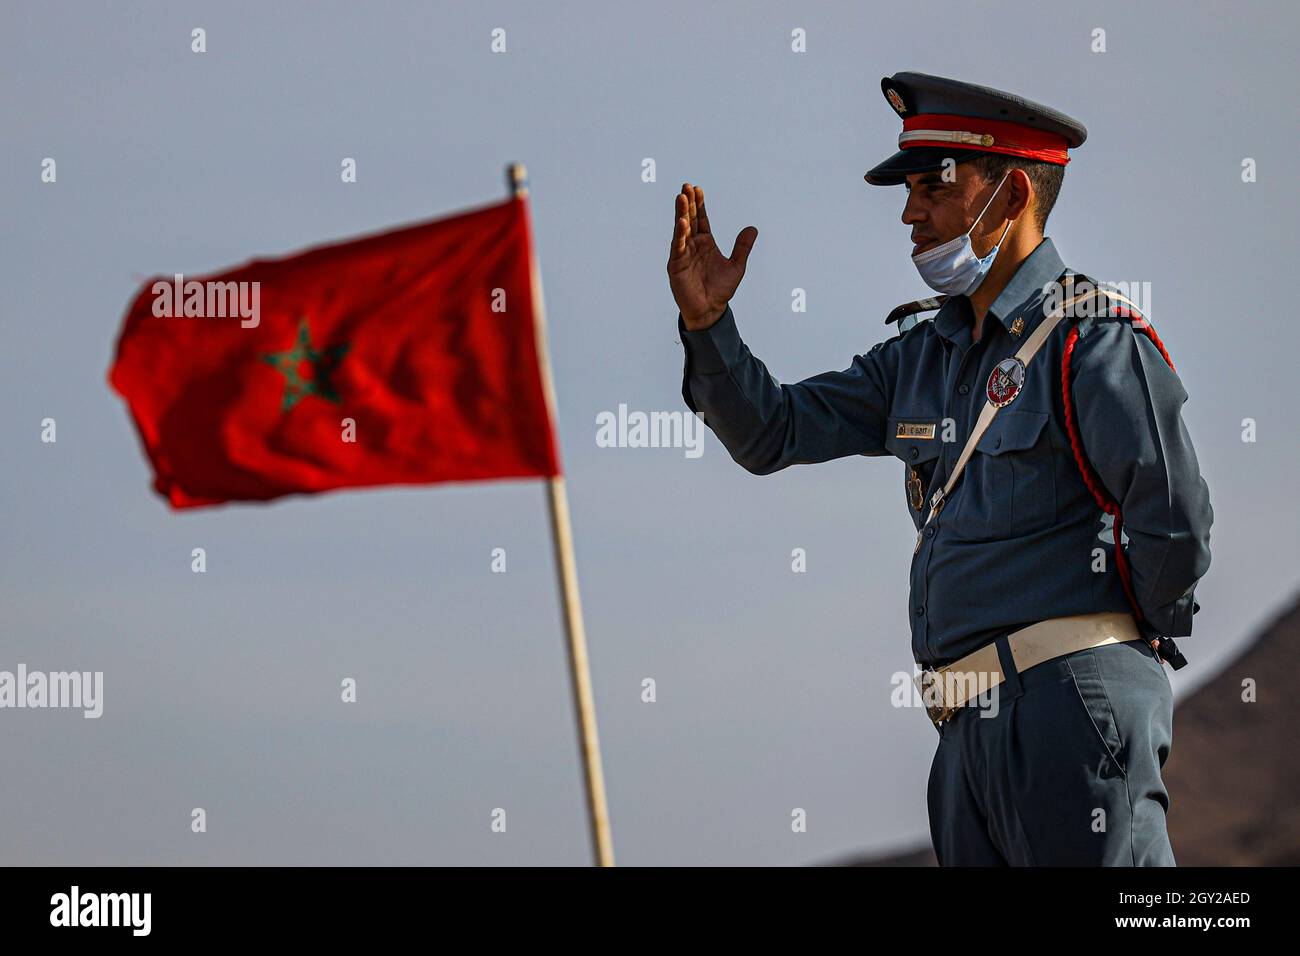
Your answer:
[975,409,1049,456]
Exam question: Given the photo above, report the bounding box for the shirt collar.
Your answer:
[986,236,1066,330]
[932,237,1066,343]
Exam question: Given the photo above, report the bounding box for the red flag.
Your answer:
[109,196,561,508]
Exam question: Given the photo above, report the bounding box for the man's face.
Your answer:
[902,164,1009,258]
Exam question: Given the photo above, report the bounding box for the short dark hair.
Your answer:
[967,153,1064,231]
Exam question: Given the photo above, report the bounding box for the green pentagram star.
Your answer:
[260,316,350,412]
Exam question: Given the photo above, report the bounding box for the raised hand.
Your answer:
[667,183,758,331]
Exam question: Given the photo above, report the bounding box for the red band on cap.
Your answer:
[901,113,1071,165]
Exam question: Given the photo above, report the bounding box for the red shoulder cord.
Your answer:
[1061,302,1176,652]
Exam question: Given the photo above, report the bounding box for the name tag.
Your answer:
[896,422,936,440]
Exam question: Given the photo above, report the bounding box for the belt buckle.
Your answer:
[925,700,958,728]
[915,666,958,728]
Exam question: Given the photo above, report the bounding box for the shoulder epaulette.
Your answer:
[1060,273,1146,326]
[885,295,947,327]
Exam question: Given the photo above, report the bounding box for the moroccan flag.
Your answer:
[109,195,561,508]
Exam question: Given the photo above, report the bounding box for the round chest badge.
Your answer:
[986,357,1026,407]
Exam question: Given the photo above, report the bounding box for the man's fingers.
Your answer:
[693,185,711,235]
[683,182,698,231]
[729,226,758,271]
[671,214,689,257]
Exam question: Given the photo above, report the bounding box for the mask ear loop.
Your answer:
[990,215,1013,249]
[969,171,1015,253]
[966,170,1012,238]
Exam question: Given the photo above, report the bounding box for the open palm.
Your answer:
[667,183,758,331]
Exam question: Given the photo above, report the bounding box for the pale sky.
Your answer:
[2,0,1297,865]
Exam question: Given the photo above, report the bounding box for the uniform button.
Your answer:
[994,436,1001,449]
[915,604,926,617]
[958,383,970,395]
[909,447,919,460]
[924,526,935,538]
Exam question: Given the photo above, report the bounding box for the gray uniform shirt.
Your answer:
[678,237,1213,666]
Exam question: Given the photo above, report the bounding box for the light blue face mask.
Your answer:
[911,171,1013,297]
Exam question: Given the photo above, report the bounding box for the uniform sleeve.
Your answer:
[1069,319,1213,636]
[678,303,894,475]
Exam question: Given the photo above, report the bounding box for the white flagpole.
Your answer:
[508,162,615,867]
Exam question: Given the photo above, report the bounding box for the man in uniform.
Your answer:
[666,71,1213,866]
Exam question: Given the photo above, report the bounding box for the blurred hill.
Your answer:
[833,592,1300,866]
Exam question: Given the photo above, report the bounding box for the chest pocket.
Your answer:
[885,417,944,529]
[961,408,1056,540]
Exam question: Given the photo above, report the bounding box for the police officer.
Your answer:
[667,72,1213,866]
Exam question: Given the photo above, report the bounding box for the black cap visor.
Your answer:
[863,146,986,186]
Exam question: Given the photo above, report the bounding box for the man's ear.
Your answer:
[1007,167,1035,224]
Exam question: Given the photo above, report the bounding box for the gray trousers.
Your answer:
[926,636,1176,866]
